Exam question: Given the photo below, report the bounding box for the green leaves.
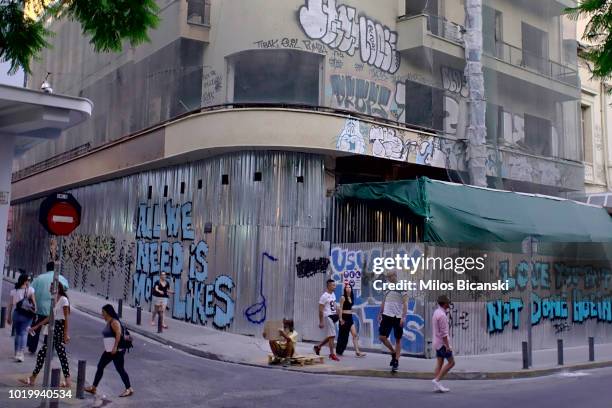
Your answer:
[0,0,159,74]
[566,0,612,80]
[65,0,159,53]
[0,2,50,74]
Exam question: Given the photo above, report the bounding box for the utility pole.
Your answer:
[464,0,488,187]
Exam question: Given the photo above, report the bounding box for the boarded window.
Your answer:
[523,113,552,156]
[405,80,444,131]
[233,50,321,106]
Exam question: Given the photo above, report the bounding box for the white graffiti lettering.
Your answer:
[369,126,406,160]
[298,0,400,74]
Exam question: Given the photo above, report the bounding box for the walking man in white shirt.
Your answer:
[432,295,455,392]
[378,272,408,372]
[314,279,340,361]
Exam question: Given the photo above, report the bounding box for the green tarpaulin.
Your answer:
[336,177,612,245]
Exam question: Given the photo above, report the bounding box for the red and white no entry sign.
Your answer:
[39,193,82,236]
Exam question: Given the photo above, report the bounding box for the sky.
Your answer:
[0,61,24,87]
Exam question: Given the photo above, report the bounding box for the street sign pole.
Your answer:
[38,193,81,408]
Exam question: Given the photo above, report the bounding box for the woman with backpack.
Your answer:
[85,304,134,398]
[7,272,37,362]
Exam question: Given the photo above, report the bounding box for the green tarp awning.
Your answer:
[336,177,612,244]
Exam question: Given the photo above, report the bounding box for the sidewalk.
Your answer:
[0,315,118,408]
[53,289,612,380]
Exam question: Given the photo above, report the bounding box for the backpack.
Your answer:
[118,321,134,353]
[15,289,36,319]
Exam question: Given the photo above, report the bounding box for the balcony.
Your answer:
[485,41,578,87]
[397,14,464,59]
[181,0,211,42]
[482,41,579,99]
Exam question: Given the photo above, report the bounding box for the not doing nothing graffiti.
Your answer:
[133,200,235,329]
[487,260,612,334]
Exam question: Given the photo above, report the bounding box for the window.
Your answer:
[523,114,552,156]
[232,50,321,106]
[404,80,444,131]
[483,6,503,58]
[187,0,210,25]
[521,23,549,75]
[405,0,437,17]
[582,104,593,163]
[486,103,503,143]
[589,195,605,206]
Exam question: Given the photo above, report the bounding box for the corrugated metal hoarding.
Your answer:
[8,158,612,356]
[9,151,325,336]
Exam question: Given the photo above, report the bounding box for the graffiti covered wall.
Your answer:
[297,242,428,355]
[9,151,326,335]
[335,118,466,171]
[424,246,612,356]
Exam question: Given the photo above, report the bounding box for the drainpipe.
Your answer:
[601,82,611,191]
[464,0,488,187]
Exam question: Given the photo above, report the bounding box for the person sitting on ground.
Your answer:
[264,319,298,361]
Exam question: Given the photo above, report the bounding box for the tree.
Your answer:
[0,0,159,74]
[566,0,612,79]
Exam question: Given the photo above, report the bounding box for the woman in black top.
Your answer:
[336,284,366,357]
[151,272,174,329]
[85,304,133,397]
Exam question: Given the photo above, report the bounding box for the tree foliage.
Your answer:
[0,0,159,74]
[566,0,612,79]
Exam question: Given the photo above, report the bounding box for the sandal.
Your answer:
[313,345,321,355]
[356,352,367,358]
[119,388,134,397]
[60,381,72,388]
[84,386,96,395]
[19,377,34,387]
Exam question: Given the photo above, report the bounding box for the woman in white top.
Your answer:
[7,272,36,361]
[20,283,71,388]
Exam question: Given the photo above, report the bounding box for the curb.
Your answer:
[318,360,612,380]
[73,304,612,380]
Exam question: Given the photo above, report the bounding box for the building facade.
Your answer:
[9,0,609,357]
[576,18,612,209]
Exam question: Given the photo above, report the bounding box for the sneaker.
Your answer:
[432,379,450,393]
[389,356,396,367]
[17,352,24,362]
[392,359,399,371]
[329,354,340,361]
[313,345,321,356]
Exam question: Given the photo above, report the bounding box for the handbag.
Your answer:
[16,289,36,319]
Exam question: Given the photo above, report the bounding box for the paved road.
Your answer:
[1,284,611,407]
